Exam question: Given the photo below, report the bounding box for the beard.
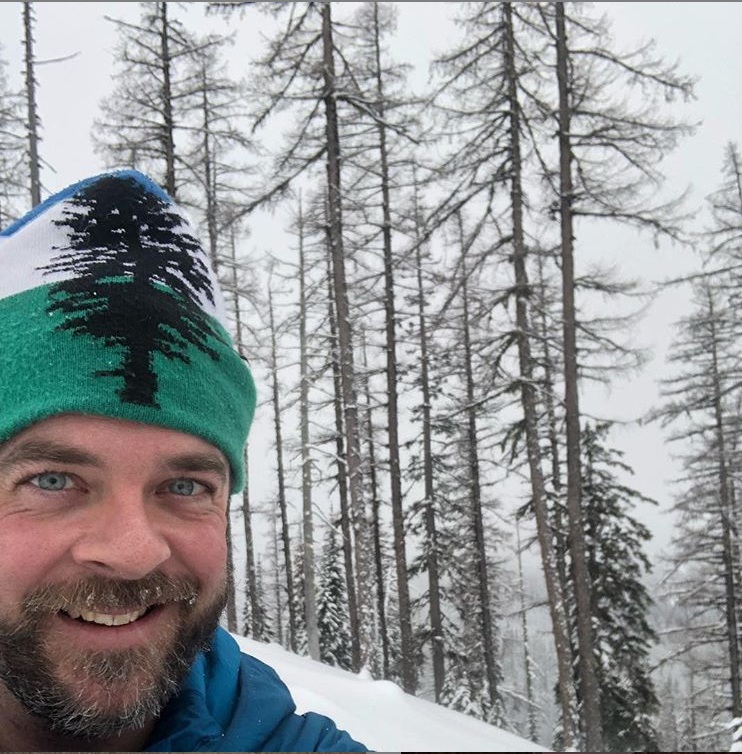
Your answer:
[0,571,226,741]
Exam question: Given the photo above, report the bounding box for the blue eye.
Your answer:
[168,479,206,496]
[31,472,72,491]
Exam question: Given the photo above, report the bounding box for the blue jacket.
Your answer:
[145,627,368,752]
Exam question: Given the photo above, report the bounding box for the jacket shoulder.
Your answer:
[234,652,368,752]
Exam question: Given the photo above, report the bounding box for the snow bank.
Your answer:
[234,635,548,752]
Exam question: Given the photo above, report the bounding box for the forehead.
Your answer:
[0,414,227,468]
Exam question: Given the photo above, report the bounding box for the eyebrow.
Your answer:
[0,440,103,473]
[164,453,229,485]
[0,443,229,486]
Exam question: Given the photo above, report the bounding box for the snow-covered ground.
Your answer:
[234,634,548,752]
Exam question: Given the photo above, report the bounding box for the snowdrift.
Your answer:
[234,634,548,752]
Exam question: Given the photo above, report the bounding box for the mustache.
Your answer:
[22,572,199,616]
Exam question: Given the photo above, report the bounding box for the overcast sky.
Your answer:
[1,2,741,557]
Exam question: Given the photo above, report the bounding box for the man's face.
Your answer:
[0,414,231,741]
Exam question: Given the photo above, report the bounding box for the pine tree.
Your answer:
[317,523,353,671]
[248,560,276,644]
[580,422,659,752]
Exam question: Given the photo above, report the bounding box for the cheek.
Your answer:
[171,519,228,587]
[0,522,64,607]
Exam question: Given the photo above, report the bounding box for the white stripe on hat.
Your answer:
[0,194,229,327]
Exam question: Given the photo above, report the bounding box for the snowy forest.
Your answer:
[1,2,741,751]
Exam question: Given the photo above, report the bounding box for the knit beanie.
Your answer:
[0,169,256,492]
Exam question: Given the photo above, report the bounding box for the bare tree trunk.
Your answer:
[22,1,40,207]
[197,79,238,633]
[320,3,374,670]
[534,252,571,601]
[457,216,499,714]
[412,177,445,701]
[726,151,742,673]
[515,520,538,743]
[225,511,238,633]
[268,284,296,652]
[298,199,320,661]
[554,5,603,749]
[271,498,283,646]
[158,1,176,197]
[241,447,263,638]
[199,61,218,270]
[503,5,577,744]
[325,249,361,670]
[360,333,390,678]
[370,2,415,694]
[707,289,742,718]
[225,229,263,638]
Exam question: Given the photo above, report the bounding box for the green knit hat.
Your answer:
[0,169,256,492]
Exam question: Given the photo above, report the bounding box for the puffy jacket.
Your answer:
[145,627,368,752]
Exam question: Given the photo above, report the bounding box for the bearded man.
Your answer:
[0,170,367,752]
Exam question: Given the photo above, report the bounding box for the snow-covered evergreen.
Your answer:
[317,525,353,672]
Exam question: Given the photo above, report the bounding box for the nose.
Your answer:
[71,490,172,579]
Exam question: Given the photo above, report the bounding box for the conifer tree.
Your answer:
[248,560,276,644]
[580,422,659,752]
[317,524,353,671]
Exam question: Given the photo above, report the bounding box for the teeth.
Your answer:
[64,607,148,626]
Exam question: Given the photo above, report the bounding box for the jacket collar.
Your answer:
[145,627,240,751]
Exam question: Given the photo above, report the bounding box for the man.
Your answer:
[0,170,367,752]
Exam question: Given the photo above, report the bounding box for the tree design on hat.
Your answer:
[40,173,223,407]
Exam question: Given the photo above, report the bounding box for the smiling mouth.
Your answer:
[60,606,151,627]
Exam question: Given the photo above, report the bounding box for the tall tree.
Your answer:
[428,4,578,740]
[406,173,445,701]
[652,279,742,723]
[552,8,603,745]
[0,44,26,223]
[178,34,255,270]
[238,1,375,670]
[266,277,297,652]
[296,197,321,661]
[94,2,220,197]
[457,217,502,719]
[319,3,376,671]
[540,5,694,746]
[221,227,266,639]
[425,212,506,724]
[22,1,41,206]
[359,333,391,678]
[341,0,418,693]
[580,422,659,752]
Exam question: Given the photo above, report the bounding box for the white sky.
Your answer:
[1,1,742,560]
